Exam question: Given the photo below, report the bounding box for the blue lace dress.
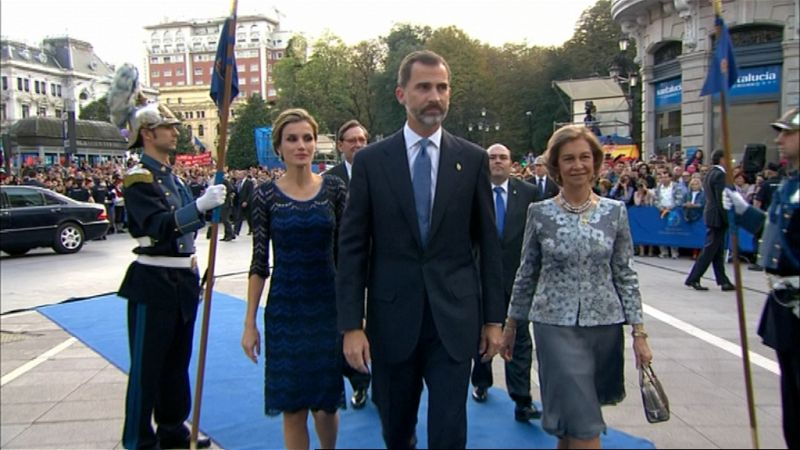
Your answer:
[249,175,347,415]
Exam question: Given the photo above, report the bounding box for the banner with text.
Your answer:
[627,206,754,253]
[175,153,213,166]
[654,77,682,109]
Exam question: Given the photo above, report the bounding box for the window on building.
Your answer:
[17,77,23,91]
[250,64,258,71]
[152,71,160,77]
[21,104,30,118]
[237,65,245,72]
[194,67,203,75]
[2,76,8,91]
[177,81,185,86]
[51,83,56,95]
[276,52,283,59]
[164,81,172,86]
[195,80,204,85]
[198,111,205,118]
[55,108,62,117]
[37,106,46,116]
[187,111,193,119]
[151,56,159,63]
[163,56,171,63]
[153,82,161,87]
[34,80,40,94]
[164,70,172,76]
[250,77,259,84]
[56,85,62,97]
[187,125,192,136]
[176,68,184,75]
[1,103,6,121]
[198,124,204,136]
[24,79,30,92]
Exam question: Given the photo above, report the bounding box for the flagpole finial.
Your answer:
[713,0,723,16]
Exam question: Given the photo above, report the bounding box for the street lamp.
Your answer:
[525,110,533,154]
[468,108,500,148]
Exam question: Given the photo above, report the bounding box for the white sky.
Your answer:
[1,0,598,69]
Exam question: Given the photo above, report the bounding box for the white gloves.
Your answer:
[196,184,227,213]
[722,188,748,214]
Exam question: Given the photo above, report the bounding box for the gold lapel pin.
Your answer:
[456,162,462,171]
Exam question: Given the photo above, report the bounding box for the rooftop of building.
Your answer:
[144,14,279,30]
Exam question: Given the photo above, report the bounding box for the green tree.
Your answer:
[79,96,110,121]
[227,94,271,169]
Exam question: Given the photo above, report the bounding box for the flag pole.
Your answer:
[712,1,759,447]
[190,0,238,448]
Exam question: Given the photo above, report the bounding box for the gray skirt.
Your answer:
[533,322,626,440]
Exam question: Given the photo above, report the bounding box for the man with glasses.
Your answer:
[326,119,372,409]
[526,155,559,201]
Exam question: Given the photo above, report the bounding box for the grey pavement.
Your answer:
[0,229,790,449]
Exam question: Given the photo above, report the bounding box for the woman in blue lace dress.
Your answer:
[501,125,653,450]
[242,108,347,449]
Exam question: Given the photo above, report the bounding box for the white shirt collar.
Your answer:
[403,122,442,151]
[715,164,726,174]
[492,178,510,194]
[345,160,353,179]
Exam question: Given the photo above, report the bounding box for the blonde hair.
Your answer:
[544,125,604,185]
[272,108,319,154]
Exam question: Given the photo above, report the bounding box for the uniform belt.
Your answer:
[767,275,800,291]
[136,254,198,270]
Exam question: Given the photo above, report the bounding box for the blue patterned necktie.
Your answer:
[494,186,505,238]
[413,138,432,246]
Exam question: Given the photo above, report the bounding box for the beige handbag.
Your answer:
[639,363,670,423]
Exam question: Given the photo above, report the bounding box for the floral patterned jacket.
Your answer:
[507,197,644,327]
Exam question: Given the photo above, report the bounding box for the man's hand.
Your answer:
[343,329,371,374]
[722,188,748,214]
[478,324,503,363]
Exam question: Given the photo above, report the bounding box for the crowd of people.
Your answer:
[2,48,797,450]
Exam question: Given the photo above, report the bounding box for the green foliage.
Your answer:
[175,124,194,155]
[78,95,110,121]
[227,94,271,169]
[271,0,630,158]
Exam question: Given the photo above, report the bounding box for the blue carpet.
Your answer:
[39,293,655,449]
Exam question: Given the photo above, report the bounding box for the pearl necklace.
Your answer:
[557,193,595,214]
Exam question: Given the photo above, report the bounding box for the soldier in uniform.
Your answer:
[723,107,799,449]
[109,64,227,450]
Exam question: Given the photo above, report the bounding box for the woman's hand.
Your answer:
[500,325,517,362]
[241,324,261,364]
[632,336,653,369]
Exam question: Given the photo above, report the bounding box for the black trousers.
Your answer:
[471,320,533,405]
[372,300,471,449]
[686,225,732,285]
[233,206,251,235]
[777,348,800,449]
[122,302,197,449]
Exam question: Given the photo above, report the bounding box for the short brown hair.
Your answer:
[544,125,604,185]
[337,120,369,142]
[272,108,319,155]
[397,50,450,88]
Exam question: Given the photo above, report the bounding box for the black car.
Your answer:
[0,185,110,255]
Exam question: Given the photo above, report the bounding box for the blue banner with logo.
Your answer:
[628,206,754,252]
[729,64,781,98]
[654,77,682,108]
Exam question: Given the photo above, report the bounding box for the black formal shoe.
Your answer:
[158,435,211,449]
[351,387,368,409]
[514,403,542,422]
[221,236,233,241]
[472,386,488,403]
[720,282,736,291]
[748,263,764,272]
[685,281,709,291]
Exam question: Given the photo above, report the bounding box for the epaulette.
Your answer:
[124,165,154,188]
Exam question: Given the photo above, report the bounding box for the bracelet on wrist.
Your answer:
[632,330,648,338]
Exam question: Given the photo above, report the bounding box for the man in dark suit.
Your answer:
[470,143,541,422]
[527,155,559,201]
[336,50,504,449]
[233,170,254,236]
[326,120,369,187]
[326,119,373,409]
[685,149,735,291]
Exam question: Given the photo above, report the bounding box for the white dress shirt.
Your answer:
[404,123,442,207]
[345,160,353,180]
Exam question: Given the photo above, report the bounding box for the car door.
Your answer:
[0,187,58,247]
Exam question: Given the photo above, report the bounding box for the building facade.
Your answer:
[0,37,117,131]
[612,0,799,163]
[159,85,220,157]
[144,15,291,102]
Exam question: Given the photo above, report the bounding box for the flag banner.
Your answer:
[210,17,239,108]
[700,16,739,97]
[176,153,214,166]
[194,136,207,152]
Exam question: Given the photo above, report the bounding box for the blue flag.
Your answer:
[210,17,239,108]
[193,136,206,152]
[700,16,739,97]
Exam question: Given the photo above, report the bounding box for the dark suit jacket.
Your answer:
[703,166,727,228]
[237,177,255,208]
[499,178,539,299]
[336,129,504,364]
[526,175,559,201]
[326,162,349,186]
